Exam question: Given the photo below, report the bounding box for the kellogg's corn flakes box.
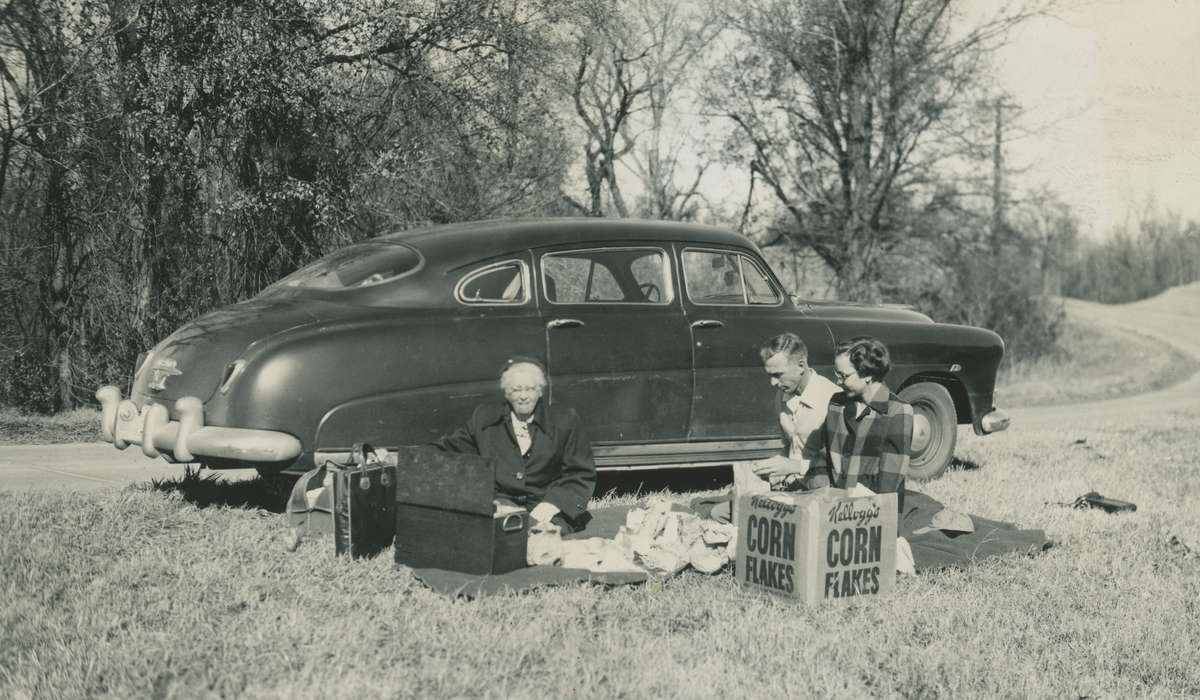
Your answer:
[735,488,897,603]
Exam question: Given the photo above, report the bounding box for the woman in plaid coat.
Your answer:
[817,337,914,515]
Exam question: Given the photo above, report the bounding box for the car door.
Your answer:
[680,246,835,439]
[536,244,691,443]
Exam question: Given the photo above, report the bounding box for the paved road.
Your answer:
[0,443,256,492]
[4,284,1199,492]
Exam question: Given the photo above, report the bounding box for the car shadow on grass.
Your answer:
[145,466,291,513]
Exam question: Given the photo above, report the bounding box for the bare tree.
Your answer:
[561,1,650,217]
[622,0,721,221]
[708,0,1040,300]
[561,0,720,219]
[1014,187,1078,297]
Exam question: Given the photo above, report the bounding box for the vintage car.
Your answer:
[97,218,1009,481]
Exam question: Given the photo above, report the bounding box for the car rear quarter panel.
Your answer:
[205,308,547,467]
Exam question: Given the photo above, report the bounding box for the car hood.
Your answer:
[133,297,349,404]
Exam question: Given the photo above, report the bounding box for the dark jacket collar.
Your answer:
[480,399,548,432]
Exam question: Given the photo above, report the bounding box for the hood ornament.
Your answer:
[147,357,182,392]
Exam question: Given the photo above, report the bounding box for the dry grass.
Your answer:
[996,314,1196,408]
[3,406,1199,699]
[0,406,100,445]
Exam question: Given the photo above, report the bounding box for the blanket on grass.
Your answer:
[408,506,666,598]
[407,493,1051,598]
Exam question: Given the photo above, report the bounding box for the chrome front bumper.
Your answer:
[96,385,302,464]
[979,409,1010,434]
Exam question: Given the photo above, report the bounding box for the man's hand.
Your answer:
[750,455,804,478]
[529,502,561,524]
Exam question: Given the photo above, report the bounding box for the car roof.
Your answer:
[378,218,757,268]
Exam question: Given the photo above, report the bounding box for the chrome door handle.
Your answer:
[690,319,724,329]
[547,318,585,329]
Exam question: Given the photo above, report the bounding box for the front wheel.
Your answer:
[898,382,957,481]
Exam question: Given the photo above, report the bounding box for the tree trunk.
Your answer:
[134,142,167,346]
[44,156,74,410]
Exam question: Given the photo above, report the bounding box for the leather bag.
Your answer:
[329,443,397,559]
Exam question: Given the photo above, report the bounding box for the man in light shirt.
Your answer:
[751,332,841,488]
[708,332,840,522]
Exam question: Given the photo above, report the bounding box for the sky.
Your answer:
[979,0,1200,238]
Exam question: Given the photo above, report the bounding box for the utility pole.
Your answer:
[990,95,1015,251]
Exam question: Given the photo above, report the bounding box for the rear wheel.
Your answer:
[899,382,957,481]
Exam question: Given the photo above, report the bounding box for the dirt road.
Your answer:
[1007,283,1200,426]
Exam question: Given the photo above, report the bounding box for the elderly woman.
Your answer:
[430,356,596,533]
[816,336,914,514]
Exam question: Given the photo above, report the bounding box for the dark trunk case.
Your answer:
[394,506,527,574]
[392,446,528,574]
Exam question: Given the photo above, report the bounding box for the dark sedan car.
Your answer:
[97,218,1008,481]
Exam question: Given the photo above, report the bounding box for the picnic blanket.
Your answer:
[407,494,1051,597]
[408,506,673,598]
[691,489,1053,573]
[898,491,1052,572]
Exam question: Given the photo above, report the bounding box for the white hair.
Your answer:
[499,361,547,390]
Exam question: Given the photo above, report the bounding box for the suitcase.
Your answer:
[392,446,528,574]
[329,444,397,559]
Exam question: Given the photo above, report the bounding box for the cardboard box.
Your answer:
[735,488,897,603]
[392,446,528,575]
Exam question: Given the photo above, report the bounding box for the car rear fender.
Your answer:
[897,373,973,425]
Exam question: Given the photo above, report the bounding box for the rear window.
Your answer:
[264,242,422,291]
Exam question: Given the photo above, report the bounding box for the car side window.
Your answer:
[455,260,529,305]
[742,256,782,305]
[683,249,781,306]
[541,248,672,305]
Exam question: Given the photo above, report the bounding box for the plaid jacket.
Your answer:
[816,382,913,498]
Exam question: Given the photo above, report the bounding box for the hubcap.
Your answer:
[911,413,932,456]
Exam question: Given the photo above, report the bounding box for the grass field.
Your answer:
[3,406,1199,698]
[0,406,100,445]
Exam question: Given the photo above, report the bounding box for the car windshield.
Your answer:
[262,241,422,292]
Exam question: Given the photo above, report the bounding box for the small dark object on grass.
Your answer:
[1166,535,1193,558]
[1071,491,1136,513]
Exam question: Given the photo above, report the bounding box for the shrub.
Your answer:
[0,345,58,414]
[884,234,1063,365]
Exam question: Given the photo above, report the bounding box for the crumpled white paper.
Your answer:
[531,497,737,578]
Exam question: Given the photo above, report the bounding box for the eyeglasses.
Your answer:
[833,369,858,382]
